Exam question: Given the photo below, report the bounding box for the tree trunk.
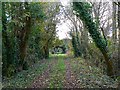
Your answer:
[2,3,13,76]
[73,2,114,76]
[19,16,31,71]
[102,51,114,76]
[43,43,49,59]
[112,2,117,51]
[118,2,120,71]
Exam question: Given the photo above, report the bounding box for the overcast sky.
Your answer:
[56,0,71,40]
[57,0,113,39]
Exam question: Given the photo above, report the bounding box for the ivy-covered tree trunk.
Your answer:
[81,24,88,59]
[2,3,14,76]
[71,33,81,57]
[75,27,82,57]
[18,2,31,71]
[73,2,114,76]
[43,43,49,59]
[71,34,78,57]
[118,2,120,70]
[18,16,31,71]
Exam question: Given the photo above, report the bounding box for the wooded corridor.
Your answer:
[1,1,120,89]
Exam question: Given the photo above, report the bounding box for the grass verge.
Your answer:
[70,57,118,88]
[48,54,66,88]
[2,60,49,88]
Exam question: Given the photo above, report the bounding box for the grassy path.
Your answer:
[30,54,82,88]
[31,54,66,88]
[3,54,118,88]
[30,54,85,88]
[29,54,117,88]
[30,60,56,88]
[64,58,82,88]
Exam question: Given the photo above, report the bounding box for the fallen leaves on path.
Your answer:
[3,54,119,88]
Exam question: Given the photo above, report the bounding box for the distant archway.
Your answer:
[51,45,66,54]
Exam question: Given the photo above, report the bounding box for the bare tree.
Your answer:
[112,2,117,51]
[92,2,112,38]
[118,2,120,71]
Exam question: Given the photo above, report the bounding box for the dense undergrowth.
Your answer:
[2,57,53,88]
[70,57,118,88]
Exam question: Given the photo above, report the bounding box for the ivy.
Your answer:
[73,2,114,76]
[73,2,107,53]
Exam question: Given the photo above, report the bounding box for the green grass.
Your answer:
[48,54,66,88]
[49,54,66,58]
